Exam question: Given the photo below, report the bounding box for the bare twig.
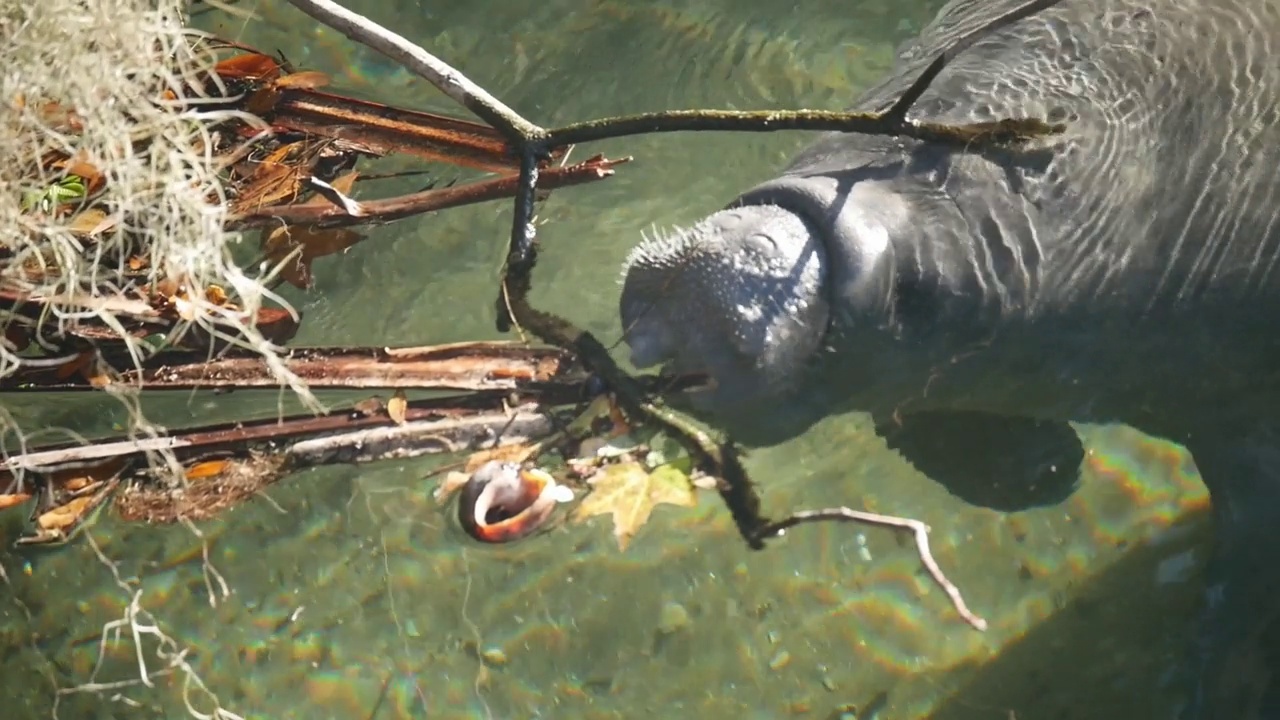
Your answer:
[547,110,1061,148]
[227,155,627,230]
[279,0,544,142]
[758,508,988,631]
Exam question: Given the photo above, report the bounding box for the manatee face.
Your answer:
[618,204,829,407]
[618,173,911,410]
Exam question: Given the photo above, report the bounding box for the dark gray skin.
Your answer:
[618,0,1280,717]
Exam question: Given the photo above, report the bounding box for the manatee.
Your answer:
[617,0,1280,716]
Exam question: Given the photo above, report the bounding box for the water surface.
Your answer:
[0,1,1211,718]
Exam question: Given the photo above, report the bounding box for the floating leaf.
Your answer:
[185,459,231,480]
[253,307,301,344]
[214,53,281,81]
[387,389,408,425]
[22,483,117,545]
[35,494,96,532]
[276,71,331,89]
[262,224,365,289]
[572,460,697,551]
[329,170,358,195]
[0,492,33,511]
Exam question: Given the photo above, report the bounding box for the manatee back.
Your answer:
[788,0,1280,312]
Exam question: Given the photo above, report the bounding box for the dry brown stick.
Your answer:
[758,508,987,631]
[227,155,628,230]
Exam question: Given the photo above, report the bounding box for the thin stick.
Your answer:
[758,508,987,631]
[280,0,544,142]
[547,110,1060,149]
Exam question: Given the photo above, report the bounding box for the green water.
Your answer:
[0,1,1214,718]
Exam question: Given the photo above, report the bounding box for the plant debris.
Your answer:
[572,460,698,551]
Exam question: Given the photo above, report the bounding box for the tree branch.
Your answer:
[279,0,544,142]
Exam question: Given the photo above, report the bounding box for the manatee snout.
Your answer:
[618,203,830,406]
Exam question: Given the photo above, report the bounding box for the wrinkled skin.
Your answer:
[618,0,1280,717]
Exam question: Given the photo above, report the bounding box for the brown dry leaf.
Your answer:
[254,307,301,344]
[572,461,696,551]
[205,285,230,306]
[67,208,115,237]
[215,53,281,81]
[127,255,149,271]
[153,278,179,298]
[0,493,33,511]
[387,390,408,425]
[262,224,365,289]
[276,71,330,89]
[329,170,358,195]
[34,101,83,132]
[54,351,95,380]
[76,355,112,388]
[61,159,105,195]
[352,396,386,417]
[232,142,308,213]
[245,86,281,116]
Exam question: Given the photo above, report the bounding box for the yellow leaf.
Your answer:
[186,459,231,480]
[36,495,96,531]
[205,285,229,306]
[387,389,408,425]
[572,461,696,551]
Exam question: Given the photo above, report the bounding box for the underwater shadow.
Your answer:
[923,510,1212,720]
[875,411,1084,512]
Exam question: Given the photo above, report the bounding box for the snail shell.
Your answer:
[458,461,573,543]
